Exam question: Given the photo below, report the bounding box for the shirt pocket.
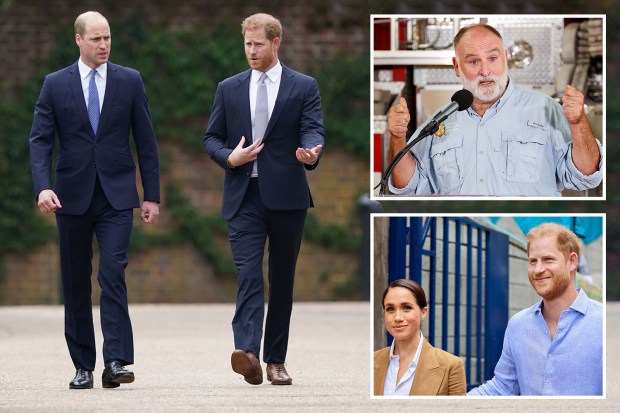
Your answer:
[429,134,464,194]
[501,130,547,183]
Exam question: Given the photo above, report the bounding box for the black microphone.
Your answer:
[377,89,474,196]
[418,89,474,137]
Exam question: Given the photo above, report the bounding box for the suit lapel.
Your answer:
[263,65,294,142]
[234,70,252,142]
[68,63,93,137]
[410,339,446,396]
[97,62,117,139]
[373,348,390,396]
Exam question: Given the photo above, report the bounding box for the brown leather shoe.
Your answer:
[266,363,292,385]
[231,350,263,385]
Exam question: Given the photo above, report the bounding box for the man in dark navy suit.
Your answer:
[29,11,160,389]
[203,13,324,386]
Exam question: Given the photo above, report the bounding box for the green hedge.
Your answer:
[0,83,57,256]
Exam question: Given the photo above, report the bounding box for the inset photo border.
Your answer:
[370,213,606,399]
[371,15,606,200]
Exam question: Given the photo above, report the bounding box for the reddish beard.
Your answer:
[529,271,572,300]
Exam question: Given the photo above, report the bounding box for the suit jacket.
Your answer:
[29,61,160,215]
[374,338,467,396]
[203,64,325,220]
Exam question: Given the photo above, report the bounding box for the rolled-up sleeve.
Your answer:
[557,140,603,190]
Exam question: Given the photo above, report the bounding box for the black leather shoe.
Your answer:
[102,360,135,388]
[69,368,93,389]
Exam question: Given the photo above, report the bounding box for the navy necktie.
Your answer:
[88,69,100,134]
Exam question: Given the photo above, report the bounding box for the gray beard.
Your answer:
[458,67,508,103]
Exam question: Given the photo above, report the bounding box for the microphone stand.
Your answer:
[378,121,439,196]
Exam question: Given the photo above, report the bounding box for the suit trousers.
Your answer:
[227,178,307,363]
[55,176,134,371]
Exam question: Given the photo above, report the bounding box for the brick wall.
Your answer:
[1,143,367,305]
[0,1,369,95]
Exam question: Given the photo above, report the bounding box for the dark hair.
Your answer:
[454,23,503,51]
[382,279,428,309]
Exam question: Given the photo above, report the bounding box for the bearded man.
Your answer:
[468,223,602,395]
[385,23,602,196]
[202,13,324,386]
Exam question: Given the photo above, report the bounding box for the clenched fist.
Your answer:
[562,84,586,124]
[388,97,411,141]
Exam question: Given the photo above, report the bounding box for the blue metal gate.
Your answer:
[387,216,509,390]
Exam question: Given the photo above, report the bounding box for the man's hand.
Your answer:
[387,97,416,190]
[141,201,159,224]
[388,97,411,141]
[296,144,323,165]
[227,136,264,168]
[562,84,600,176]
[37,189,62,213]
[562,84,587,124]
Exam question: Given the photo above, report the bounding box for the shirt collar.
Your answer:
[494,77,514,111]
[78,59,107,80]
[531,288,589,315]
[251,60,282,84]
[389,331,425,367]
[569,288,590,315]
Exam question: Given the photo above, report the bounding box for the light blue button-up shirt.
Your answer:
[468,289,603,396]
[389,80,603,196]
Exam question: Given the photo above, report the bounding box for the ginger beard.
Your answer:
[529,264,573,301]
[458,60,509,103]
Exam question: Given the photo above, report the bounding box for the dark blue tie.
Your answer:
[88,69,100,134]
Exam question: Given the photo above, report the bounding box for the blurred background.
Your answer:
[0,0,619,306]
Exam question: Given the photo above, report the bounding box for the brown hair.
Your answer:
[382,279,428,310]
[527,222,582,259]
[454,23,503,51]
[241,13,282,41]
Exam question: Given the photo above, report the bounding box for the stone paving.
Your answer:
[0,302,617,412]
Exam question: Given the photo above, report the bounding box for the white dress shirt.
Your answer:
[249,61,282,177]
[383,332,425,396]
[78,58,106,112]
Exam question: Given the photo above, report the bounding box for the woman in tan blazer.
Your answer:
[374,279,466,396]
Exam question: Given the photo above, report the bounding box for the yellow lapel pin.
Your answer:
[434,124,445,137]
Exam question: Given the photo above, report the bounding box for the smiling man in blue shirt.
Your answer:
[468,223,603,396]
[387,23,602,196]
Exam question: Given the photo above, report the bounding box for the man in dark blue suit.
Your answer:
[29,11,160,389]
[203,13,324,386]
